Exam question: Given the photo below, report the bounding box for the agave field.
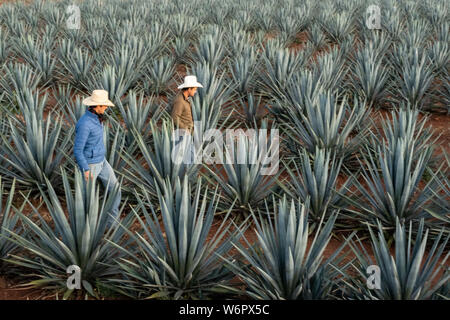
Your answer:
[0,0,449,300]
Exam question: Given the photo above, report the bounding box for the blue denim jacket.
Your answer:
[74,110,105,172]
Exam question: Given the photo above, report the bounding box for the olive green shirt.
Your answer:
[171,92,194,132]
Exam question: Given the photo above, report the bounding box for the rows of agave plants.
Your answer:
[0,0,448,299]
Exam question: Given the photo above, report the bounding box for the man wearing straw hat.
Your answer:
[73,89,121,228]
[171,75,203,164]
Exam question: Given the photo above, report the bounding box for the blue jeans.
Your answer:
[177,134,195,164]
[86,158,121,228]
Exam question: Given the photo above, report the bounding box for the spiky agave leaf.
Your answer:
[223,196,352,300]
[401,18,431,49]
[0,62,41,104]
[0,104,12,175]
[312,47,347,92]
[39,24,58,51]
[234,92,264,126]
[444,73,450,115]
[12,34,55,86]
[119,32,159,68]
[229,46,259,96]
[142,55,176,96]
[320,10,354,43]
[0,90,72,192]
[60,23,84,46]
[102,117,139,174]
[41,2,66,28]
[360,31,392,63]
[307,24,327,51]
[85,29,106,53]
[58,46,94,90]
[110,42,147,80]
[422,150,450,236]
[389,42,424,74]
[351,43,389,108]
[56,38,75,60]
[344,219,449,300]
[116,90,161,146]
[4,169,133,298]
[270,70,324,124]
[0,104,8,137]
[190,33,226,70]
[431,270,450,300]
[381,8,404,41]
[260,45,310,100]
[280,147,352,225]
[233,9,256,32]
[205,5,230,25]
[205,125,281,213]
[254,6,275,33]
[435,21,449,43]
[190,90,232,139]
[168,14,201,39]
[0,29,9,64]
[422,0,448,26]
[172,36,190,63]
[13,87,46,117]
[91,65,133,104]
[273,7,308,47]
[0,178,28,271]
[220,17,241,37]
[226,30,255,57]
[284,92,369,167]
[371,107,437,160]
[427,41,449,74]
[392,46,434,110]
[122,119,198,199]
[341,122,445,230]
[187,61,235,131]
[20,6,39,31]
[53,84,86,125]
[0,5,24,37]
[188,60,233,108]
[108,177,243,299]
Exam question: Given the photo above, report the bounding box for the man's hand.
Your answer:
[84,170,93,181]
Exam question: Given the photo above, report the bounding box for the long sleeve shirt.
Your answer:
[73,110,106,172]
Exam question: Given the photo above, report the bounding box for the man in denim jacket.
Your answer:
[74,89,121,227]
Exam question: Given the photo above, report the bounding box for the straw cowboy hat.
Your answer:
[82,89,115,107]
[177,75,203,89]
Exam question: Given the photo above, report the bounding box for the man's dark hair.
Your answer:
[88,105,106,123]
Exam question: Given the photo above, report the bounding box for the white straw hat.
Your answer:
[177,75,203,89]
[82,90,115,107]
